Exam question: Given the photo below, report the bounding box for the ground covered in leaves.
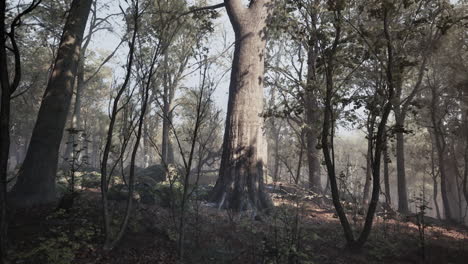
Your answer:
[7,183,468,264]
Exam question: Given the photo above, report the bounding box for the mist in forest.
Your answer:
[1,0,467,263]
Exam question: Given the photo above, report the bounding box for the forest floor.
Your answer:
[7,182,468,264]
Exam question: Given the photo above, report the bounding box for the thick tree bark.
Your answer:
[210,0,272,212]
[304,13,321,192]
[10,0,93,207]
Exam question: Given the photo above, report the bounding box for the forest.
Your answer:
[0,0,468,263]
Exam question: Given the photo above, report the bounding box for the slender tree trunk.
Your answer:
[268,48,282,183]
[383,132,391,207]
[101,3,138,247]
[322,7,395,248]
[143,120,150,168]
[295,136,304,185]
[463,130,468,213]
[460,90,468,214]
[447,146,463,222]
[106,42,153,250]
[434,134,452,221]
[161,50,181,166]
[305,20,321,192]
[305,120,321,192]
[161,80,174,165]
[354,7,396,246]
[430,87,453,221]
[428,131,441,219]
[10,0,93,207]
[63,61,85,166]
[362,128,373,206]
[394,110,409,213]
[92,134,99,169]
[0,0,11,258]
[272,125,280,182]
[210,0,272,212]
[433,177,441,219]
[1,1,41,258]
[320,9,355,245]
[82,120,89,167]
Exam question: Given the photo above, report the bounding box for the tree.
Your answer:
[297,0,323,192]
[210,0,273,212]
[62,1,121,169]
[267,0,323,191]
[422,21,468,221]
[1,0,42,260]
[321,1,396,248]
[10,0,93,207]
[386,0,446,214]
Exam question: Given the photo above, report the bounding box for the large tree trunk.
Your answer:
[304,18,321,192]
[10,0,93,207]
[210,0,272,212]
[394,109,409,213]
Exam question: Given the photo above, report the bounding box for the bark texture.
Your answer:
[10,0,93,207]
[210,0,272,212]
